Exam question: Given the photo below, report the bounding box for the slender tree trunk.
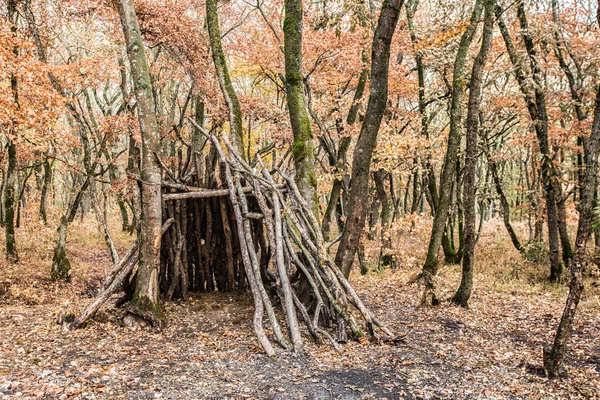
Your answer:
[322,68,368,240]
[50,216,71,281]
[543,84,600,377]
[193,97,207,187]
[497,1,562,282]
[322,180,342,241]
[15,164,34,229]
[334,0,405,278]
[115,0,164,326]
[452,0,494,307]
[39,157,52,225]
[104,149,130,231]
[5,141,18,262]
[205,0,245,158]
[374,168,393,266]
[420,0,483,300]
[406,0,438,215]
[556,192,574,268]
[483,131,524,253]
[284,0,319,216]
[5,0,19,262]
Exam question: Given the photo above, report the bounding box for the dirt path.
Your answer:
[1,255,599,400]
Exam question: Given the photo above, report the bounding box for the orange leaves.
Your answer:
[413,21,468,53]
[0,19,67,155]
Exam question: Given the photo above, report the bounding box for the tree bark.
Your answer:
[5,0,19,262]
[115,0,164,326]
[421,0,483,295]
[39,157,52,225]
[406,0,438,216]
[322,68,368,240]
[334,0,405,278]
[543,83,600,377]
[374,168,393,266]
[497,1,562,282]
[284,0,319,216]
[205,0,245,158]
[5,141,18,263]
[482,127,525,253]
[451,0,495,307]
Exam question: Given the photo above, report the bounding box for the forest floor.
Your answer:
[0,215,599,399]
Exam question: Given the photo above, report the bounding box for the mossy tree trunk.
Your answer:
[451,0,495,307]
[334,0,405,278]
[283,0,319,216]
[115,0,164,326]
[51,216,71,281]
[206,0,245,159]
[420,0,483,301]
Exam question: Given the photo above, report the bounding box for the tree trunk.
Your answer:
[452,0,494,307]
[39,157,52,225]
[51,216,71,281]
[497,1,562,282]
[284,0,319,216]
[115,0,164,326]
[543,83,600,377]
[205,0,245,158]
[334,0,405,278]
[374,168,392,265]
[322,68,368,240]
[193,96,207,187]
[5,1,19,262]
[483,132,524,253]
[5,141,18,263]
[421,0,483,300]
[556,189,574,269]
[406,0,437,216]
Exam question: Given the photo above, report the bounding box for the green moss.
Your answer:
[127,295,165,328]
[308,170,317,189]
[293,140,309,161]
[51,245,71,283]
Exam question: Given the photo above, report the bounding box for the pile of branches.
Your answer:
[70,127,394,355]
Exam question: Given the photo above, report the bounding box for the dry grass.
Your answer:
[0,209,599,399]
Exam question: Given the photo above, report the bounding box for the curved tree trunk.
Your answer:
[335,0,405,278]
[483,131,524,253]
[322,68,368,240]
[115,0,164,326]
[544,82,600,377]
[452,0,495,307]
[420,0,483,302]
[284,0,319,216]
[206,0,245,158]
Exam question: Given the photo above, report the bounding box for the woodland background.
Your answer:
[0,0,599,398]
